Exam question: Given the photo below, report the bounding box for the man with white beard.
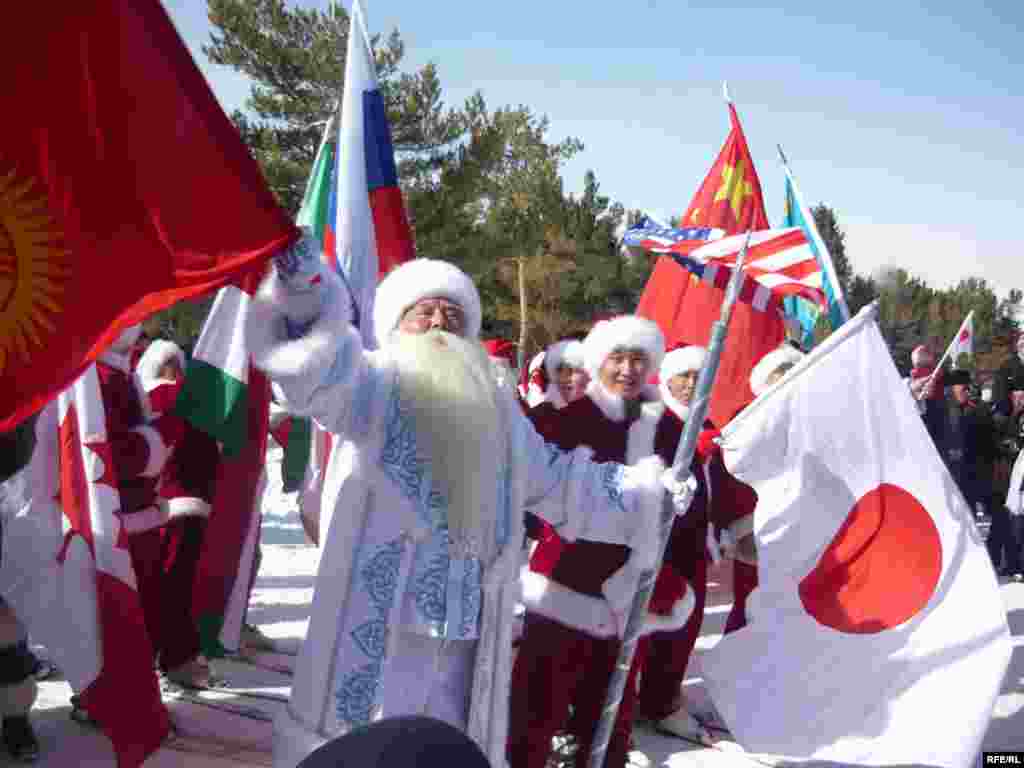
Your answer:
[246,235,693,768]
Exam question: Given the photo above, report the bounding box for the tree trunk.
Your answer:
[518,256,528,371]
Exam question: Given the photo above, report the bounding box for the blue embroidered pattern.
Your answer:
[360,540,404,616]
[350,619,388,660]
[335,538,404,726]
[413,547,449,623]
[379,388,426,503]
[335,662,382,726]
[460,559,483,638]
[601,463,627,516]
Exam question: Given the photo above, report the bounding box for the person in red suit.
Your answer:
[133,338,221,688]
[508,317,703,768]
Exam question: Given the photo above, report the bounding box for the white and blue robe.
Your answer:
[250,299,666,768]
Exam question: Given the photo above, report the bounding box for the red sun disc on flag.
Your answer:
[799,483,942,634]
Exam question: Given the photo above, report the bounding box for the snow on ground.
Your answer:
[24,458,1024,765]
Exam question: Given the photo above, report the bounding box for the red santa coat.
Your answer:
[522,388,708,636]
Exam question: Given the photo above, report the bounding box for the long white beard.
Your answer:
[392,330,505,559]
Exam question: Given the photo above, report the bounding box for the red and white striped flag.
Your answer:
[56,366,170,768]
[676,227,827,313]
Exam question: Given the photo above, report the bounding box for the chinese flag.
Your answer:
[637,102,783,426]
[0,1,298,431]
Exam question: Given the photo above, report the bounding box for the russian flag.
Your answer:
[329,0,414,348]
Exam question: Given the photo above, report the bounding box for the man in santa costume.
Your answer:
[244,235,694,768]
[720,342,805,635]
[133,339,220,688]
[509,318,707,768]
[906,344,945,448]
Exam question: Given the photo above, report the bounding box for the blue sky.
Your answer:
[165,0,1023,300]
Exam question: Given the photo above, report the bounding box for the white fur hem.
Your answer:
[133,425,170,478]
[120,505,169,535]
[520,568,694,639]
[165,497,211,520]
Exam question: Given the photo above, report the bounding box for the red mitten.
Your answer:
[696,427,722,462]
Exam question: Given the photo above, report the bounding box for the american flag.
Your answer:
[622,217,727,254]
[664,227,827,313]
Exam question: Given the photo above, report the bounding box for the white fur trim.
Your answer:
[543,340,585,382]
[165,497,211,520]
[520,567,694,639]
[247,266,362,413]
[625,401,665,465]
[583,316,665,378]
[749,344,805,397]
[120,504,170,535]
[584,380,660,423]
[135,340,185,387]
[528,351,546,374]
[132,425,170,478]
[373,259,482,344]
[658,346,706,416]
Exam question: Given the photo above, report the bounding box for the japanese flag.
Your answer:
[702,304,1010,767]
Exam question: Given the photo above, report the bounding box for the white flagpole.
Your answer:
[776,145,851,324]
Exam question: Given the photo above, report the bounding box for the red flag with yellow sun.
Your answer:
[637,101,784,426]
[0,0,298,432]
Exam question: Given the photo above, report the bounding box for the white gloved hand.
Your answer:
[272,227,336,334]
[662,469,698,518]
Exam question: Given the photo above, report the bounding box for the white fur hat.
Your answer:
[135,339,185,384]
[583,316,665,378]
[373,259,482,345]
[544,339,586,382]
[749,343,805,397]
[659,345,706,404]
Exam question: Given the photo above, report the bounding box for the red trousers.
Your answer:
[130,518,207,671]
[508,614,642,768]
[636,555,707,719]
[724,559,758,634]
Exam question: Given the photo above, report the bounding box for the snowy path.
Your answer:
[26,467,1024,766]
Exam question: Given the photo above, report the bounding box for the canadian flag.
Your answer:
[54,367,169,767]
[950,310,974,368]
[702,304,1010,767]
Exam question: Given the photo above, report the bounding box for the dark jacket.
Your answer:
[0,414,38,484]
[943,399,996,505]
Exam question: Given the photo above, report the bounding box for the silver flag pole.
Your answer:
[589,230,752,768]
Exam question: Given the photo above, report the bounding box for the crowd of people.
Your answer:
[907,342,1024,581]
[0,242,1019,767]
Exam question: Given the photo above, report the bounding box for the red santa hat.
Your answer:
[749,343,805,397]
[135,339,185,389]
[583,316,665,379]
[658,345,706,418]
[373,259,482,345]
[483,338,517,365]
[519,350,548,406]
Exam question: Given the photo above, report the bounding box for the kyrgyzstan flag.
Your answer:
[0,0,298,431]
[636,100,781,426]
[54,366,170,768]
[702,305,1012,767]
